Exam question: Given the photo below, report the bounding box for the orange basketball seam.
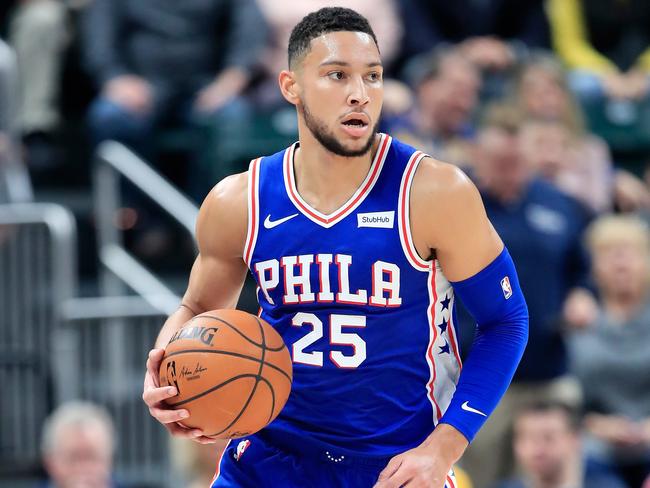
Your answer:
[162,349,292,382]
[198,313,287,352]
[212,317,268,435]
[166,373,263,407]
[208,315,269,437]
[203,377,278,437]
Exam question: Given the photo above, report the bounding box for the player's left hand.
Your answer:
[373,444,453,488]
[374,424,467,488]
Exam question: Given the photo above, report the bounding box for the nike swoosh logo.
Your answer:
[263,213,299,229]
[461,401,487,417]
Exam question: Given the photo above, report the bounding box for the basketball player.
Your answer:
[143,8,528,487]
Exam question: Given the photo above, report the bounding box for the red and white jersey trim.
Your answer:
[398,150,462,421]
[283,133,392,228]
[426,264,443,421]
[398,150,429,272]
[243,158,262,267]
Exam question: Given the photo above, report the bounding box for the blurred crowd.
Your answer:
[3,1,650,487]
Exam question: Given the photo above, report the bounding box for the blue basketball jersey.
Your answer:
[243,134,462,457]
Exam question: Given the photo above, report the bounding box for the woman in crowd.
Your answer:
[569,214,650,488]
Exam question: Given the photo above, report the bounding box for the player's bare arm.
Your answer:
[142,171,249,443]
[412,157,503,281]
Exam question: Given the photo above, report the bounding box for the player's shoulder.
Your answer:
[196,171,249,252]
[411,156,478,208]
[202,171,248,218]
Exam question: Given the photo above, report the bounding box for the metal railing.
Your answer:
[0,203,76,475]
[1,146,201,485]
[59,297,176,487]
[93,140,199,314]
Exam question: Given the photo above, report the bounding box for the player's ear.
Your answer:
[279,70,300,106]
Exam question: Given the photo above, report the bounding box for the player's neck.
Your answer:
[293,132,380,214]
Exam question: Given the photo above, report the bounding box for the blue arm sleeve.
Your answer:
[439,247,528,442]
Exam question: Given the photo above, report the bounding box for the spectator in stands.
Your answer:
[83,0,267,178]
[398,0,549,65]
[0,38,32,202]
[569,214,650,488]
[40,401,125,488]
[548,0,650,104]
[493,401,627,488]
[518,117,612,214]
[0,38,15,143]
[397,0,548,99]
[459,107,594,487]
[511,56,650,214]
[383,49,481,167]
[1,0,69,170]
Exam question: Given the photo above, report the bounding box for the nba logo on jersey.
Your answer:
[501,276,513,299]
[234,440,251,461]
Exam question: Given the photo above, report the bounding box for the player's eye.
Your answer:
[328,71,345,81]
[367,72,382,82]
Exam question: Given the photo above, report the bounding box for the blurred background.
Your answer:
[2,1,650,487]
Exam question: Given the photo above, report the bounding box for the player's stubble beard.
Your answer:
[300,101,378,158]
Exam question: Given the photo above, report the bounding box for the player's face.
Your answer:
[45,425,113,488]
[593,239,650,299]
[513,411,578,482]
[520,68,568,120]
[295,31,383,157]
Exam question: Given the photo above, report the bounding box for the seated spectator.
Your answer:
[398,0,549,71]
[519,117,610,214]
[383,49,481,167]
[3,0,69,170]
[0,38,16,144]
[83,0,267,197]
[493,401,626,488]
[0,38,31,202]
[511,56,650,213]
[548,0,650,105]
[39,401,126,488]
[460,107,592,487]
[569,214,650,488]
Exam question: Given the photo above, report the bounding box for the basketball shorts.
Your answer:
[211,429,458,488]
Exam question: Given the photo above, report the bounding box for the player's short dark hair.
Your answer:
[288,7,379,68]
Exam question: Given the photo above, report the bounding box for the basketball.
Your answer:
[159,310,292,439]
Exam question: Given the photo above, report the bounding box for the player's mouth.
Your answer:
[340,113,370,138]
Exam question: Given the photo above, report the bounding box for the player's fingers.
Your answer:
[146,349,165,385]
[148,405,190,424]
[374,457,404,487]
[192,436,220,445]
[142,385,178,406]
[165,422,205,439]
[147,348,164,365]
[376,457,402,481]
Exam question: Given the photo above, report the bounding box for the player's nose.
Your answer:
[347,76,369,106]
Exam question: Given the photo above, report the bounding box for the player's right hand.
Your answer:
[142,348,218,444]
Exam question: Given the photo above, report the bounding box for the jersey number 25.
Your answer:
[291,312,366,368]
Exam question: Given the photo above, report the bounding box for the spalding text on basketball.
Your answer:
[168,326,219,346]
